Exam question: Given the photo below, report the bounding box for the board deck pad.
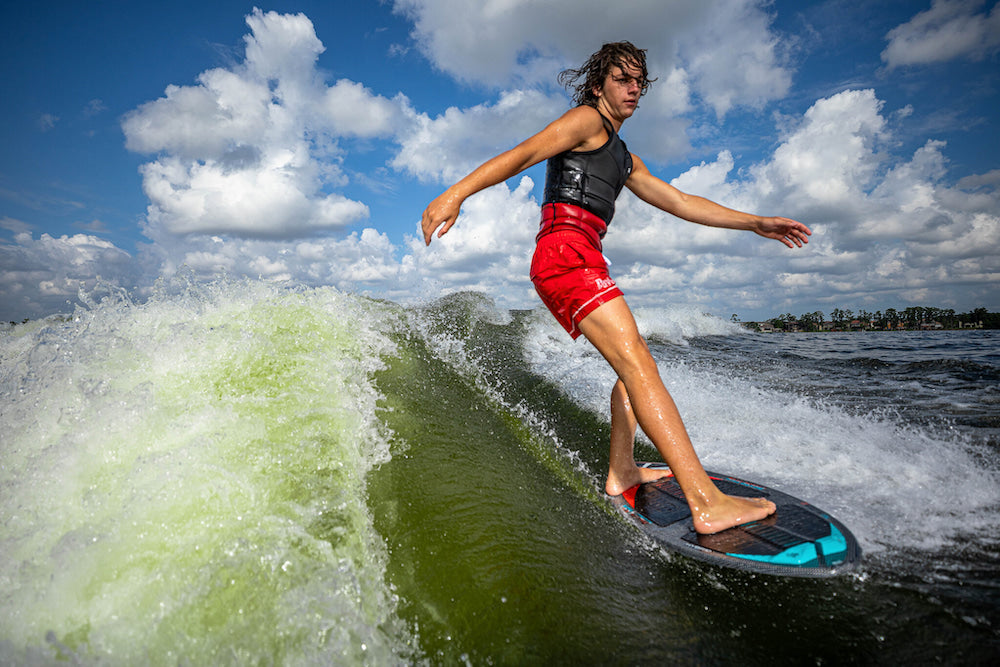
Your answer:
[611,463,861,577]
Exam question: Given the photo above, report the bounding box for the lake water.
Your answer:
[2,279,997,663]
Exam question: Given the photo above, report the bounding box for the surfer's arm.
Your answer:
[625,154,811,248]
[421,107,604,245]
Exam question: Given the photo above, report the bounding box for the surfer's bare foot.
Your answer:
[605,465,672,496]
[690,494,776,535]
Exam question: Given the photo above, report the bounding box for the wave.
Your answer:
[517,308,1000,557]
[2,280,998,663]
[0,278,414,663]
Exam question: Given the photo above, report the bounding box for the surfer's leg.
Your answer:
[605,379,673,495]
[578,296,775,534]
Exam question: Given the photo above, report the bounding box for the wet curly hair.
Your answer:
[558,41,655,107]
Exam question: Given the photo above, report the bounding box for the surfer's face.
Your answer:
[594,63,644,121]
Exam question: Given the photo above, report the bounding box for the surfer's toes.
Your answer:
[744,497,777,521]
[693,496,776,534]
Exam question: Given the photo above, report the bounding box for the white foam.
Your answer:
[0,278,414,663]
[523,307,1000,557]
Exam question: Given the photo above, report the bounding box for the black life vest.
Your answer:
[542,111,632,225]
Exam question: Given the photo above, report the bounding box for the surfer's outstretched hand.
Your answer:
[754,216,811,248]
[421,188,463,245]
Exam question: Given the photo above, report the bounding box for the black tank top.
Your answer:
[542,111,632,224]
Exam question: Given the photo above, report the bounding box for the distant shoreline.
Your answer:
[739,307,998,333]
[744,326,994,333]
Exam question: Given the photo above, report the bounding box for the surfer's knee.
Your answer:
[612,344,660,389]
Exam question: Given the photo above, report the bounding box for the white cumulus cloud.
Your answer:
[0,232,138,321]
[392,89,565,184]
[122,8,411,243]
[882,0,1000,69]
[393,0,793,160]
[6,4,987,325]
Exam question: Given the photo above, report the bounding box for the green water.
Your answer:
[366,297,885,665]
[2,282,997,664]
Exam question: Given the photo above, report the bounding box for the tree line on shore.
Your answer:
[8,304,999,331]
[737,306,999,332]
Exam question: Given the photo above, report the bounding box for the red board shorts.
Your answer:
[530,204,623,339]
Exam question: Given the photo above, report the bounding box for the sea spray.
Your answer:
[522,310,1000,560]
[4,287,998,663]
[0,279,415,664]
[405,293,601,499]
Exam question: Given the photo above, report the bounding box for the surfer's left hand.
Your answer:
[755,217,811,248]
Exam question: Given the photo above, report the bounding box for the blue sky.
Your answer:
[2,0,998,322]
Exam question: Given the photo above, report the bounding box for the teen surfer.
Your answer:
[421,42,811,534]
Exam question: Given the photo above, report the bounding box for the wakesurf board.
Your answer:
[609,462,861,578]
